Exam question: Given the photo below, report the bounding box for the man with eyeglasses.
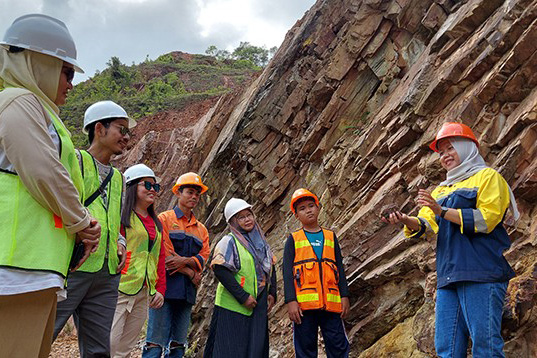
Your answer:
[53,100,136,357]
[142,172,211,358]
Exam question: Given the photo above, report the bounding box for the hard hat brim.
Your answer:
[430,122,479,152]
[225,202,253,222]
[290,193,320,214]
[0,43,84,73]
[429,135,479,152]
[82,115,136,134]
[172,183,209,195]
[128,117,137,130]
[126,174,160,185]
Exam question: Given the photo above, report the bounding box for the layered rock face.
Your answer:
[121,0,537,356]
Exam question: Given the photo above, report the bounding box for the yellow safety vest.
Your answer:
[215,234,257,316]
[0,100,84,277]
[119,211,162,295]
[77,150,123,274]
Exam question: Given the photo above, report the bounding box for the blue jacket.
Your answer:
[158,207,209,304]
[405,168,515,288]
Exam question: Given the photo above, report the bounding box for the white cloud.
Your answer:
[197,0,313,49]
[0,0,315,82]
[197,0,253,39]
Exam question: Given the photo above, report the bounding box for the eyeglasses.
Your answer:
[62,66,75,84]
[236,212,254,222]
[109,123,131,137]
[138,181,160,192]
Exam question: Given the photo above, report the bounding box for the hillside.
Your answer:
[60,51,259,148]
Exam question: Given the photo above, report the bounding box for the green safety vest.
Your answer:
[119,211,161,295]
[0,97,84,277]
[215,233,258,316]
[77,150,123,274]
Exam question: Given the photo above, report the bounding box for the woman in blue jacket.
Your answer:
[383,122,519,358]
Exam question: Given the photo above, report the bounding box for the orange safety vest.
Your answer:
[292,228,342,313]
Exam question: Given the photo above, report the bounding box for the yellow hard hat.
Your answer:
[290,188,319,214]
[172,172,208,195]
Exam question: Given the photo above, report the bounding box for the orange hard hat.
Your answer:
[429,122,479,152]
[290,188,319,214]
[172,172,208,195]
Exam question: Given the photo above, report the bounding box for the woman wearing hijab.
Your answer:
[110,164,166,358]
[383,122,518,357]
[204,198,277,358]
[0,14,100,357]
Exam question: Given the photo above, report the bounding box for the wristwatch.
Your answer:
[440,207,448,218]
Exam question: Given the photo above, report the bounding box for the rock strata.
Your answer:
[120,0,537,356]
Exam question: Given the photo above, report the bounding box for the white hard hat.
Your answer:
[1,14,83,73]
[124,164,156,185]
[83,100,136,133]
[224,198,252,222]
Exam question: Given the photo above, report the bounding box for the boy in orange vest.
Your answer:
[283,188,350,358]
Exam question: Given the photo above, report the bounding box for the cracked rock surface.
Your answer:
[111,0,537,357]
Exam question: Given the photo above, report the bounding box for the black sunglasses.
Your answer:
[62,66,75,84]
[109,123,131,137]
[139,181,160,192]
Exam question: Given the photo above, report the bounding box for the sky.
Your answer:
[0,0,316,82]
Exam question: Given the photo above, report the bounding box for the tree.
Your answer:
[204,43,278,67]
[107,56,126,80]
[104,56,135,93]
[206,45,231,60]
[232,42,269,67]
[205,45,218,56]
[216,49,231,61]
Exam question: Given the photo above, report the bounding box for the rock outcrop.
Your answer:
[120,0,537,356]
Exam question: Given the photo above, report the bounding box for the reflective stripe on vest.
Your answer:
[77,150,123,274]
[215,233,257,316]
[119,212,161,295]
[0,103,84,277]
[292,229,342,313]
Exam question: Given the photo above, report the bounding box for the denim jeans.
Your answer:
[435,281,508,358]
[142,299,193,358]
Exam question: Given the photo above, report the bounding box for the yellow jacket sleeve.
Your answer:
[460,168,510,234]
[404,203,438,240]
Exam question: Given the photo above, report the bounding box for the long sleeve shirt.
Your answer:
[158,207,210,303]
[404,168,515,288]
[0,92,89,295]
[0,93,89,233]
[214,264,277,304]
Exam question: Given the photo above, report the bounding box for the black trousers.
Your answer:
[293,309,349,358]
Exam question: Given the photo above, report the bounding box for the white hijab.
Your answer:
[0,47,62,114]
[440,137,520,220]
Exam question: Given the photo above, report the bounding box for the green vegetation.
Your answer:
[61,52,258,147]
[205,42,278,67]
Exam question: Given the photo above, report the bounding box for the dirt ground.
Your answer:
[49,324,144,358]
[50,336,144,358]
